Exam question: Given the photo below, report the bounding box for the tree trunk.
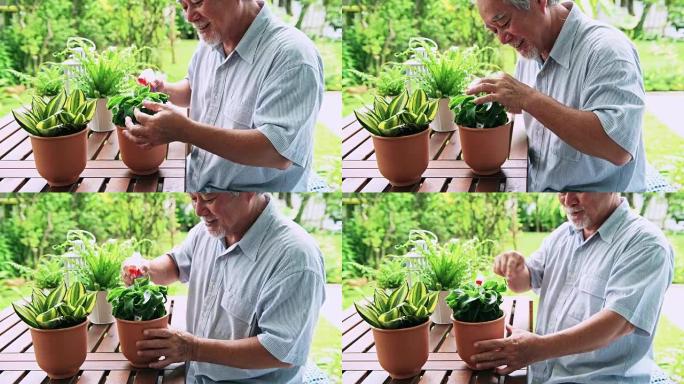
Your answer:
[633,2,653,38]
[295,2,311,30]
[294,194,312,224]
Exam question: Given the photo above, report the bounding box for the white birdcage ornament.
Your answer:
[392,239,428,286]
[62,47,86,93]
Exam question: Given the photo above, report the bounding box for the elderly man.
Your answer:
[121,193,326,383]
[472,193,673,383]
[124,0,324,191]
[469,0,647,191]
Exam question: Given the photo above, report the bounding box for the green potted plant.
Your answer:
[376,257,408,290]
[11,282,96,379]
[354,89,438,186]
[376,62,406,97]
[33,256,65,290]
[68,38,132,132]
[449,95,511,175]
[67,230,126,324]
[446,279,506,369]
[409,38,479,133]
[408,231,471,324]
[107,84,170,175]
[354,282,438,379]
[107,277,169,367]
[11,89,96,186]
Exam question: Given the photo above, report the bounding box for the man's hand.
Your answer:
[467,72,535,114]
[470,324,544,375]
[137,328,198,369]
[123,101,191,148]
[493,251,531,293]
[121,259,150,287]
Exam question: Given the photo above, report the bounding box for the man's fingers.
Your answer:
[474,337,506,352]
[495,365,518,375]
[144,328,173,339]
[142,100,164,111]
[148,358,174,369]
[475,359,508,370]
[473,94,497,105]
[133,108,152,125]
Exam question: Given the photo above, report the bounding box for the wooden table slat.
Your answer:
[342,369,367,384]
[341,113,528,192]
[76,370,106,384]
[419,370,449,384]
[16,371,46,384]
[0,115,187,191]
[104,371,132,384]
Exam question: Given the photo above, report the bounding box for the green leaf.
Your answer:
[12,302,40,328]
[408,281,427,307]
[386,91,408,117]
[65,282,85,307]
[355,302,382,328]
[387,284,408,310]
[45,91,66,117]
[12,110,38,132]
[44,284,66,311]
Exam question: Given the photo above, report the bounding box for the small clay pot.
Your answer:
[430,98,456,132]
[30,320,88,379]
[30,129,87,186]
[115,314,169,368]
[371,320,430,379]
[451,313,505,370]
[116,126,167,175]
[458,122,512,175]
[372,128,430,187]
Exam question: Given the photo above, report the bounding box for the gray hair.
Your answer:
[504,0,559,10]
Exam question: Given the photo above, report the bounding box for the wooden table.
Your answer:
[342,114,528,192]
[0,295,188,383]
[342,296,533,383]
[0,111,187,192]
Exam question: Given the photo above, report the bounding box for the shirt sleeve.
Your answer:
[579,45,645,159]
[256,267,325,365]
[526,235,551,293]
[603,241,673,336]
[255,63,323,167]
[167,224,201,283]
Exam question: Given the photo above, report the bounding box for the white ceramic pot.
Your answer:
[430,290,453,324]
[430,98,456,132]
[89,98,114,132]
[89,290,115,324]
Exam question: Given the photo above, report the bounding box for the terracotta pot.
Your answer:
[430,98,456,132]
[89,98,114,132]
[451,313,505,370]
[430,291,452,324]
[88,291,114,324]
[458,122,512,175]
[30,320,88,379]
[372,128,429,187]
[30,129,87,186]
[371,320,430,379]
[116,126,167,175]
[115,314,169,368]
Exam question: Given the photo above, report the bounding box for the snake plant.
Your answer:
[12,90,96,137]
[354,90,437,138]
[354,282,439,330]
[12,282,97,329]
[448,95,508,129]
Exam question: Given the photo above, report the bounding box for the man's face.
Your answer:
[476,0,544,59]
[179,0,237,46]
[190,193,251,238]
[558,193,617,231]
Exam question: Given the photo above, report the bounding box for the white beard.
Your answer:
[565,209,591,230]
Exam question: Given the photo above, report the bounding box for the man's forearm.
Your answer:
[192,336,292,369]
[179,121,293,170]
[538,309,635,359]
[163,80,192,108]
[148,254,180,286]
[523,91,632,166]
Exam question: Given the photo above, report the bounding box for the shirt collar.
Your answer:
[547,2,582,70]
[233,194,277,262]
[232,1,273,65]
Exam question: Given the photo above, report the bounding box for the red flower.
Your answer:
[475,276,484,286]
[126,266,143,278]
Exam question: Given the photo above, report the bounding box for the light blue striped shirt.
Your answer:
[168,196,326,383]
[516,2,647,192]
[526,198,674,383]
[185,2,324,192]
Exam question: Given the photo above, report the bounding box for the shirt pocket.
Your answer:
[568,275,608,322]
[223,103,254,129]
[219,290,257,337]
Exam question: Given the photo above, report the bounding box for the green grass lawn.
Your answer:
[313,122,341,191]
[312,230,342,284]
[643,111,684,189]
[634,39,684,91]
[315,37,342,91]
[157,39,199,82]
[654,315,684,382]
[311,316,341,384]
